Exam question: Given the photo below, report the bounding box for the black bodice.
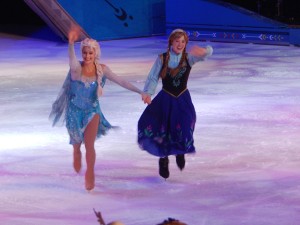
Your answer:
[161,53,191,97]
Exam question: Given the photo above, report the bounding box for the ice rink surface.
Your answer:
[0,32,300,225]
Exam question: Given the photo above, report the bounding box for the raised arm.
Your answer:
[102,65,142,94]
[68,28,81,80]
[188,45,213,66]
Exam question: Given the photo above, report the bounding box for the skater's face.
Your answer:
[171,35,187,55]
[82,46,96,65]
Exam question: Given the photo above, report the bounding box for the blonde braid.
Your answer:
[95,61,104,97]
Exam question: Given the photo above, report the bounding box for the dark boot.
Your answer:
[176,154,185,170]
[159,157,169,179]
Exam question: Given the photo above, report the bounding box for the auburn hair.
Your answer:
[159,29,189,79]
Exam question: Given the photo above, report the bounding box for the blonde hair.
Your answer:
[80,38,103,76]
[159,29,189,79]
[80,38,104,96]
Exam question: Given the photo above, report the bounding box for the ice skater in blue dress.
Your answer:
[138,29,213,179]
[50,27,143,190]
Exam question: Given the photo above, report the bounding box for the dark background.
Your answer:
[0,0,299,39]
[0,0,44,26]
[222,0,300,25]
[0,0,59,40]
[1,0,299,27]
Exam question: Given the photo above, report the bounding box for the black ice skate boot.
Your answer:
[159,157,169,179]
[176,154,185,170]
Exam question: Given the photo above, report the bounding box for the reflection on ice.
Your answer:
[0,33,300,225]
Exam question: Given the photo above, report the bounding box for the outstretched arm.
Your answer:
[143,56,161,96]
[103,65,143,95]
[141,56,162,104]
[68,27,81,80]
[188,45,213,66]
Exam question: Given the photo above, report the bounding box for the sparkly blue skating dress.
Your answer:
[138,46,213,157]
[50,71,112,144]
[50,43,142,145]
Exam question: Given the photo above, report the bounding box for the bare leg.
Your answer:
[84,114,100,191]
[73,143,82,173]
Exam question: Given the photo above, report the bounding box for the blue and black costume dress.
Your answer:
[138,46,213,157]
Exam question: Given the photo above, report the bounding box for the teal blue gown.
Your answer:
[50,71,112,144]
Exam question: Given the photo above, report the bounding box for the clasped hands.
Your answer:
[141,92,151,105]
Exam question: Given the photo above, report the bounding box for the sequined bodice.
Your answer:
[69,79,98,109]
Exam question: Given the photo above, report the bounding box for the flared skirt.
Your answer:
[138,89,196,157]
[66,102,112,145]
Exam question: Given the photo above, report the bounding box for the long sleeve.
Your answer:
[68,43,81,80]
[188,45,213,66]
[102,65,142,94]
[143,56,162,96]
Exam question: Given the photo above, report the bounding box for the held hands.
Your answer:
[141,92,152,105]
